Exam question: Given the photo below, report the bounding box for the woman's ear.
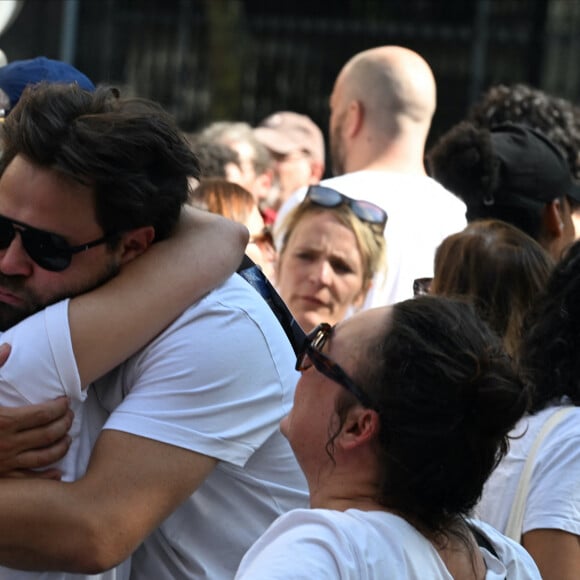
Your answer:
[338,407,380,451]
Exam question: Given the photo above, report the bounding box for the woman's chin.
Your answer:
[295,311,324,333]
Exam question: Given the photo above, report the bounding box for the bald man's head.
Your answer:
[335,46,436,137]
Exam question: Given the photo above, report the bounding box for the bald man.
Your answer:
[274,46,466,306]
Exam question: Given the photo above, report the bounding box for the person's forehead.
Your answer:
[0,154,100,236]
[230,140,256,163]
[331,306,391,359]
[288,211,355,245]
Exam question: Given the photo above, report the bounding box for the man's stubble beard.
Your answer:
[0,260,121,331]
[330,113,346,177]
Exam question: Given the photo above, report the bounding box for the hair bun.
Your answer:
[428,121,499,209]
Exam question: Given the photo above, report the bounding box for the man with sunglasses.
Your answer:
[0,83,308,579]
[274,45,466,307]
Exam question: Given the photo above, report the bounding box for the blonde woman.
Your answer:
[275,185,386,331]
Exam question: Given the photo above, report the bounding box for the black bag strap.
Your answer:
[237,255,306,356]
[468,523,498,558]
[467,522,506,579]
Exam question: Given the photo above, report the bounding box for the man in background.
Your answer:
[275,46,466,306]
[254,111,325,217]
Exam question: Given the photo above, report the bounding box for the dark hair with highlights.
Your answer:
[432,220,553,359]
[343,296,529,535]
[521,240,580,412]
[0,82,199,241]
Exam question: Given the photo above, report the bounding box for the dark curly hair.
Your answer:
[1,82,199,242]
[338,296,529,536]
[520,240,580,413]
[467,83,580,182]
[427,121,546,239]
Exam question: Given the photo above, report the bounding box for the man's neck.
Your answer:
[343,132,428,176]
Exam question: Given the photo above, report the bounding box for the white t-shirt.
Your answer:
[0,300,117,580]
[274,171,467,307]
[235,508,540,579]
[476,404,580,538]
[0,300,83,468]
[87,274,309,579]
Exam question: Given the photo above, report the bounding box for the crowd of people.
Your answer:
[0,45,576,579]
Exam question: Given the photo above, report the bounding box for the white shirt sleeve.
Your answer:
[524,419,580,535]
[235,510,358,580]
[100,278,298,466]
[0,299,83,406]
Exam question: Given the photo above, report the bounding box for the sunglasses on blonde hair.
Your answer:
[305,185,388,231]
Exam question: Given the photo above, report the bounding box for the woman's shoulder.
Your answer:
[239,508,454,577]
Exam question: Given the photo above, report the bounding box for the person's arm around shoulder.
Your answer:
[0,208,245,481]
[71,206,248,386]
[0,209,248,573]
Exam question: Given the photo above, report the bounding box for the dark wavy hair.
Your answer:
[427,121,545,239]
[432,220,553,359]
[520,240,580,413]
[0,82,199,241]
[339,296,529,536]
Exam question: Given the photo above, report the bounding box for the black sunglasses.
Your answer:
[413,277,432,297]
[305,185,388,230]
[0,214,114,272]
[296,322,375,409]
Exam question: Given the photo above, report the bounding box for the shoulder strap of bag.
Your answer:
[468,523,499,559]
[236,255,306,356]
[504,406,574,541]
[467,523,507,580]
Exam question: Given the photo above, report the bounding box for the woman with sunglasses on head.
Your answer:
[275,185,386,332]
[0,207,246,482]
[236,296,540,579]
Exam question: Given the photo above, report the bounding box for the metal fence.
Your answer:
[2,0,578,150]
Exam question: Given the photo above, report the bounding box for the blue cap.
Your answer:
[0,56,95,111]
